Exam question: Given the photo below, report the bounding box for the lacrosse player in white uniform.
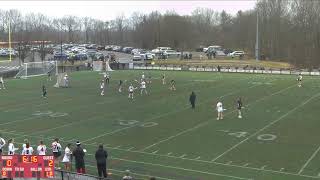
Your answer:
[37,140,47,155]
[0,76,5,89]
[216,101,224,120]
[128,84,136,99]
[100,80,105,96]
[140,80,148,95]
[297,73,302,87]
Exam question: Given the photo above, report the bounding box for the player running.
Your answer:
[128,84,136,99]
[162,73,166,85]
[169,80,176,91]
[0,76,5,89]
[141,72,146,81]
[100,80,105,96]
[118,80,123,93]
[37,140,47,155]
[297,73,302,87]
[64,73,69,87]
[140,80,148,95]
[104,72,110,84]
[236,97,243,119]
[42,85,47,98]
[216,101,224,120]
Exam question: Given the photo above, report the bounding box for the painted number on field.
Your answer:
[32,111,68,117]
[219,130,277,141]
[117,120,158,128]
[257,134,277,141]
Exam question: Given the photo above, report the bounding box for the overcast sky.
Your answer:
[1,1,257,21]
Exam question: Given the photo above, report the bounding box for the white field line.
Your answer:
[298,144,320,174]
[81,77,261,143]
[0,116,41,126]
[102,157,252,180]
[4,132,320,179]
[211,92,320,162]
[140,83,296,151]
[86,165,175,180]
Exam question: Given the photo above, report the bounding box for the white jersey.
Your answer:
[0,77,3,83]
[122,175,133,180]
[217,102,223,112]
[37,145,47,155]
[141,81,146,89]
[8,143,18,155]
[129,86,134,92]
[0,138,5,150]
[100,82,105,89]
[62,147,72,163]
[298,75,302,81]
[142,74,145,79]
[51,141,62,153]
[22,147,34,155]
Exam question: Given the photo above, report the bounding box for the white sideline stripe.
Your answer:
[128,147,135,150]
[298,144,320,174]
[167,152,173,156]
[212,92,320,162]
[152,150,159,154]
[195,156,201,160]
[0,116,41,126]
[243,163,249,167]
[226,161,233,165]
[4,131,320,179]
[261,165,267,170]
[106,157,252,180]
[141,83,295,151]
[180,154,186,158]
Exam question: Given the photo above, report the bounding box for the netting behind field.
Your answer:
[15,61,56,78]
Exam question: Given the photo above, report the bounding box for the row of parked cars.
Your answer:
[201,45,245,58]
[0,48,18,57]
[52,44,106,61]
[105,45,184,61]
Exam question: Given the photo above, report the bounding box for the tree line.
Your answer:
[0,0,319,67]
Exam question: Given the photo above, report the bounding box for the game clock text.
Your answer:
[0,155,54,178]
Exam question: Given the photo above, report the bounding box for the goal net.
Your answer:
[15,61,57,79]
[54,73,68,88]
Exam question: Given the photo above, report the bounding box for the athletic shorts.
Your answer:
[129,91,133,94]
[53,152,61,158]
[217,108,224,113]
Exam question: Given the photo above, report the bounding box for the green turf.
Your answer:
[1,70,320,180]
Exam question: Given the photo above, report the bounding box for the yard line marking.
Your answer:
[82,77,260,143]
[195,156,201,160]
[6,131,320,179]
[141,83,295,151]
[167,152,172,156]
[128,147,135,150]
[226,161,233,165]
[317,172,320,177]
[180,154,187,158]
[261,165,267,170]
[212,92,320,162]
[108,157,252,180]
[115,145,121,149]
[280,168,285,172]
[298,144,320,174]
[152,150,159,154]
[243,163,249,167]
[0,116,41,126]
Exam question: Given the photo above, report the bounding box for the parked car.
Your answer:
[105,45,113,51]
[97,45,105,50]
[93,52,104,61]
[122,47,133,54]
[54,52,68,60]
[75,53,88,60]
[163,50,181,57]
[229,51,245,58]
[0,49,8,56]
[112,46,122,52]
[87,50,97,58]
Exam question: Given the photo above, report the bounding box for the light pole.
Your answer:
[255,10,259,61]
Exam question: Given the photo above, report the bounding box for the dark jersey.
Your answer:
[171,80,175,85]
[119,80,123,85]
[237,100,242,110]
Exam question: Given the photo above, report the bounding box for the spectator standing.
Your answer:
[62,143,72,171]
[52,138,62,169]
[8,139,18,155]
[95,144,108,178]
[37,140,47,155]
[0,135,5,155]
[73,141,86,174]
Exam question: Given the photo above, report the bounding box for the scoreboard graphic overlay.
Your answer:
[1,155,54,178]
